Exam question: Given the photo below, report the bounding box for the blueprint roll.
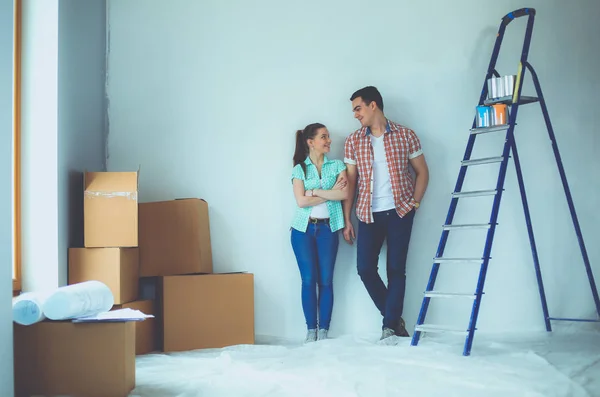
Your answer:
[12,292,48,325]
[42,280,115,320]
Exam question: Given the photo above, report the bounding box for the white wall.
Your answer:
[0,0,15,393]
[20,0,106,292]
[106,0,600,339]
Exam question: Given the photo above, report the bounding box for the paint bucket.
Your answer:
[488,76,510,99]
[476,106,491,128]
[491,104,508,125]
[503,75,516,97]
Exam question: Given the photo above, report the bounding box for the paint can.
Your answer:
[488,76,510,99]
[491,104,508,125]
[496,77,505,98]
[487,78,498,99]
[503,75,516,97]
[476,106,491,128]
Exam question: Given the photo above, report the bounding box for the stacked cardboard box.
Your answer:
[67,171,159,356]
[14,322,136,397]
[138,199,255,352]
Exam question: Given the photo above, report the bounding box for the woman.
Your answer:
[290,122,348,343]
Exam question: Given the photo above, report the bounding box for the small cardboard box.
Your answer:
[84,171,139,248]
[159,273,254,352]
[139,198,213,277]
[69,247,139,304]
[14,321,135,397]
[113,299,158,355]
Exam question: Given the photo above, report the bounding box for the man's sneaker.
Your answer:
[305,329,317,343]
[317,329,328,341]
[380,327,396,340]
[395,317,410,337]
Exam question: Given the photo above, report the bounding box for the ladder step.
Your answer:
[414,324,470,334]
[424,292,477,299]
[548,317,600,323]
[470,124,511,135]
[433,257,484,264]
[461,156,504,166]
[442,223,492,230]
[452,189,497,198]
[483,95,539,106]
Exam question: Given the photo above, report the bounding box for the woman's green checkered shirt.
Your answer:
[290,156,346,233]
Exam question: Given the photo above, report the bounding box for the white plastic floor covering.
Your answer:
[129,328,600,397]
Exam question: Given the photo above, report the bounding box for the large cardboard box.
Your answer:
[139,198,213,277]
[84,171,139,248]
[69,247,139,304]
[14,321,135,397]
[113,299,158,355]
[159,273,254,352]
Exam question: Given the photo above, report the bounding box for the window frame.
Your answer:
[13,0,22,295]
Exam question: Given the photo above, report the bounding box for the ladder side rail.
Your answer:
[524,61,600,317]
[463,127,513,356]
[510,136,552,331]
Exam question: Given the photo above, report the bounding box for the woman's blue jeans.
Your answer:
[291,222,339,330]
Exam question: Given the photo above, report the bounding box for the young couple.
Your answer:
[290,86,430,343]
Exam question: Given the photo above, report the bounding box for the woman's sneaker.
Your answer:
[317,329,328,341]
[305,329,317,343]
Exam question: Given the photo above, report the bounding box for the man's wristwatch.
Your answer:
[413,200,420,209]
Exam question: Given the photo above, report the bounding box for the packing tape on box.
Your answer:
[84,191,138,200]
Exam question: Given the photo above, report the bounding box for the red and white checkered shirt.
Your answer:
[344,119,423,224]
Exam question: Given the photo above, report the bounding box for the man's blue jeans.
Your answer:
[291,222,339,330]
[357,209,415,330]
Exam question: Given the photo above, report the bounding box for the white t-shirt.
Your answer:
[308,180,330,218]
[370,134,395,212]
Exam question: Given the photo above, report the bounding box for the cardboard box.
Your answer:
[84,171,139,248]
[14,321,135,397]
[159,273,254,352]
[69,247,139,304]
[139,198,213,277]
[113,299,158,355]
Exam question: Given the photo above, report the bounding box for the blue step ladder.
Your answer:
[410,8,600,356]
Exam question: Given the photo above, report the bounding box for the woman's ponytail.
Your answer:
[293,129,308,175]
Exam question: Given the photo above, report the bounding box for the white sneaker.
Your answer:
[380,327,395,340]
[378,327,400,346]
[317,329,328,341]
[305,329,317,343]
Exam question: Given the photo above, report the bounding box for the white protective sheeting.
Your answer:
[129,327,600,397]
[42,280,114,320]
[13,281,115,324]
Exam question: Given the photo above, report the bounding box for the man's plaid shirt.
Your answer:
[344,119,423,224]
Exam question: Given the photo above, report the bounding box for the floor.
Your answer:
[129,327,600,397]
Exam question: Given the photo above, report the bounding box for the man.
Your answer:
[342,86,429,340]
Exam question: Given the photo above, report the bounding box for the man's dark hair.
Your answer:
[350,86,384,111]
